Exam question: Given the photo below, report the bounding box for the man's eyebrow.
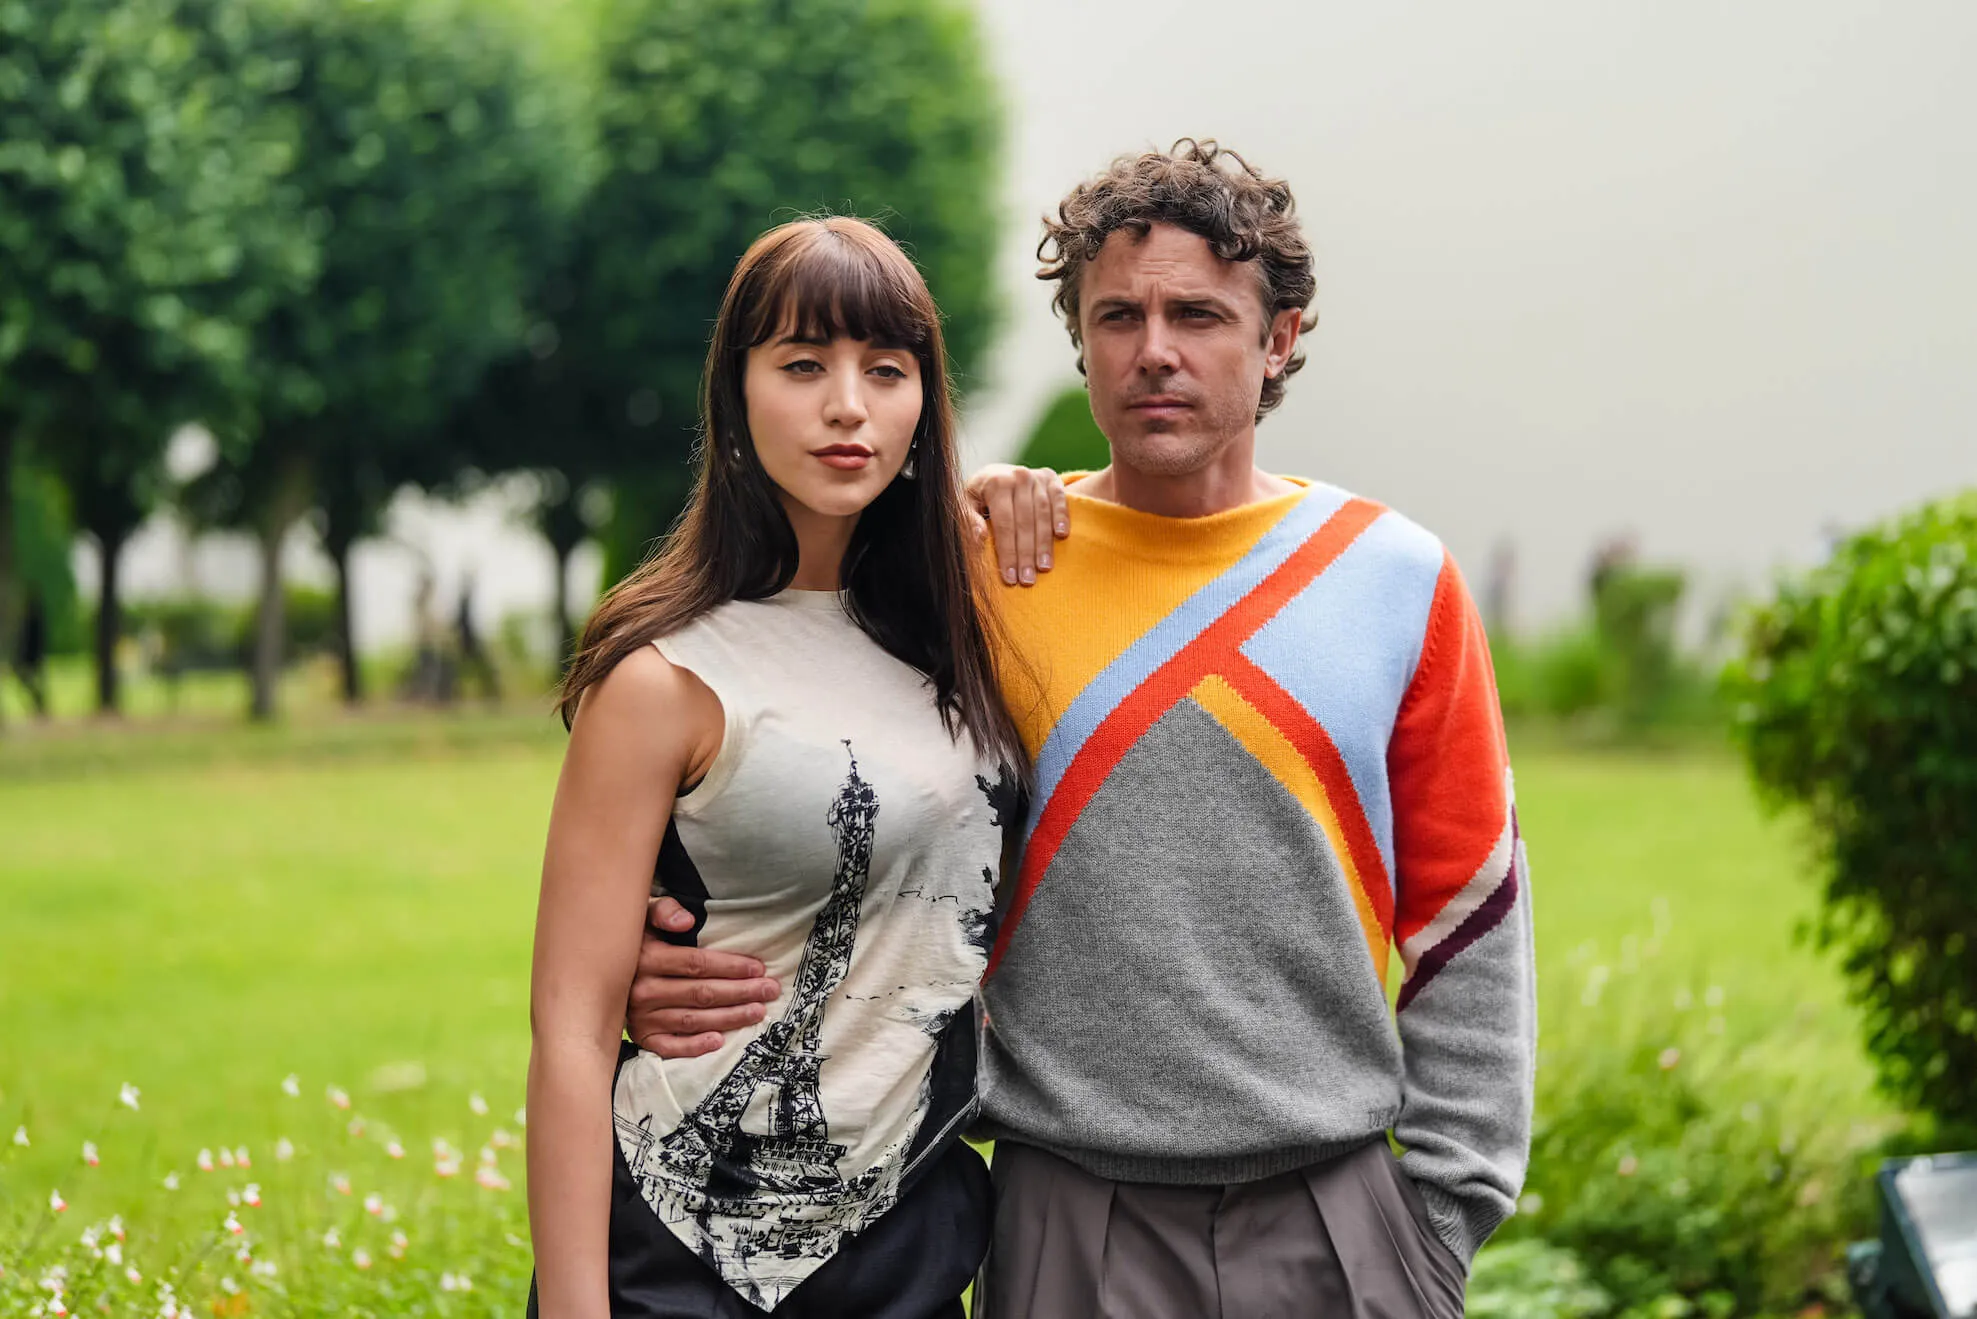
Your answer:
[1170,293,1239,314]
[1087,295,1141,313]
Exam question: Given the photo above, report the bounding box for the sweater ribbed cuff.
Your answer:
[1416,1180,1507,1269]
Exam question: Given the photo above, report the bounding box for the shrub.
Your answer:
[1016,385,1110,474]
[1467,1240,1610,1319]
[1502,933,1880,1316]
[1724,492,1977,1129]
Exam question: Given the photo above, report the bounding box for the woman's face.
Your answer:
[743,330,923,522]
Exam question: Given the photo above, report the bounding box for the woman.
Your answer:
[527,217,1026,1318]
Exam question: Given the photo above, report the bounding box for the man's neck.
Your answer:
[1080,437,1300,518]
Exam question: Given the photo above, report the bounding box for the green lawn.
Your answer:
[0,721,1882,1314]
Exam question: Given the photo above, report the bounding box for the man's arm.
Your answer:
[627,898,781,1057]
[1387,551,1537,1268]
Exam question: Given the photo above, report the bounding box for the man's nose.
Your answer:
[1137,317,1181,374]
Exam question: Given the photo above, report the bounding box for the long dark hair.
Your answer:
[559,216,1027,778]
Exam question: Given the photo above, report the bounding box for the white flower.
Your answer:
[218,1277,239,1296]
[226,1190,241,1208]
[280,1074,300,1098]
[109,1216,125,1241]
[242,1184,261,1208]
[1658,1047,1681,1071]
[326,1086,351,1111]
[218,1148,235,1169]
[514,1107,527,1128]
[490,1128,515,1149]
[80,1227,100,1250]
[476,1165,512,1191]
[196,1149,215,1173]
[223,1212,243,1236]
[250,1261,278,1279]
[468,1093,489,1117]
[346,1116,366,1138]
[80,1142,98,1167]
[322,1228,342,1251]
[329,1172,351,1196]
[233,1146,251,1168]
[363,1193,384,1216]
[49,1189,67,1213]
[12,1125,27,1146]
[1517,1192,1545,1216]
[119,1083,141,1112]
[352,1249,373,1270]
[384,1140,405,1160]
[274,1138,295,1162]
[480,1145,499,1167]
[125,1267,143,1285]
[161,1172,181,1191]
[105,1244,123,1267]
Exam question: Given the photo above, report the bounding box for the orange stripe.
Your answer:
[1220,652,1394,932]
[987,498,1385,977]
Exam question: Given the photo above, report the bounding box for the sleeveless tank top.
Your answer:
[611,588,1016,1310]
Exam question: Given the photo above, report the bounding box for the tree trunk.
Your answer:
[249,514,287,722]
[0,428,15,734]
[94,525,126,715]
[328,534,361,705]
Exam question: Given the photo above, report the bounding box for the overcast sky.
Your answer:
[964,0,1977,628]
[114,0,1977,646]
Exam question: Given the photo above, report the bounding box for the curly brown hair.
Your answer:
[1038,139,1316,420]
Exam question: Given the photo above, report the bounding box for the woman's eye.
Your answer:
[870,363,908,379]
[782,359,824,375]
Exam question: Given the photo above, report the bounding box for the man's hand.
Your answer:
[626,897,782,1058]
[965,464,1070,586]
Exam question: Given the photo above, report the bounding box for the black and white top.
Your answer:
[612,589,1014,1310]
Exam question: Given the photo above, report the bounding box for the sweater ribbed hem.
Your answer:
[1416,1180,1507,1269]
[979,1129,1388,1187]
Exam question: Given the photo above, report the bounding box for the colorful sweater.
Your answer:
[978,477,1536,1266]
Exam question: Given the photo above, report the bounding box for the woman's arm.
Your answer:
[527,646,722,1319]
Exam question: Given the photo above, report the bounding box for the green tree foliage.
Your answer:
[1726,493,1977,1129]
[572,0,1001,578]
[0,0,316,712]
[202,0,586,718]
[1017,384,1110,474]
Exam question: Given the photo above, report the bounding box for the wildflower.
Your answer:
[274,1138,295,1162]
[469,1093,489,1117]
[126,1268,142,1286]
[249,1261,277,1280]
[476,1165,512,1192]
[480,1145,499,1167]
[329,1172,351,1196]
[1617,1154,1639,1177]
[234,1243,252,1264]
[280,1075,300,1099]
[118,1084,141,1112]
[12,1125,27,1146]
[50,1189,67,1213]
[363,1194,384,1216]
[384,1140,405,1160]
[49,1301,69,1318]
[1518,1192,1546,1218]
[218,1277,238,1296]
[223,1213,243,1236]
[388,1231,409,1259]
[161,1172,180,1191]
[435,1157,461,1178]
[514,1107,527,1128]
[233,1146,251,1168]
[440,1273,472,1292]
[322,1228,341,1251]
[1658,1047,1681,1071]
[242,1184,261,1208]
[105,1244,123,1267]
[196,1150,214,1173]
[109,1216,125,1241]
[490,1128,515,1150]
[81,1141,99,1167]
[227,1190,240,1208]
[326,1086,351,1111]
[352,1250,373,1270]
[81,1226,100,1250]
[219,1147,235,1169]
[347,1116,366,1138]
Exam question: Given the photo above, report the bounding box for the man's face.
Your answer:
[1078,222,1297,478]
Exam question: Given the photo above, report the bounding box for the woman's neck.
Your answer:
[782,495,857,591]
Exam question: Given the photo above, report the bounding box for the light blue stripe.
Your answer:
[1026,484,1354,833]
[1237,509,1446,893]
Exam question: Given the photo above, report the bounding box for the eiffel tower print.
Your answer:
[618,742,889,1277]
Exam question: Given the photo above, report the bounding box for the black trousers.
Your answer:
[529,1136,992,1318]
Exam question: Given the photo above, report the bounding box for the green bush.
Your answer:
[1503,940,1877,1316]
[123,587,341,674]
[1725,492,1977,1129]
[1016,384,1110,474]
[1468,1240,1610,1319]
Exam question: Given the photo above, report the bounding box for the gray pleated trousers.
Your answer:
[975,1140,1468,1319]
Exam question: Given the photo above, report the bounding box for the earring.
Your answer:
[900,444,918,481]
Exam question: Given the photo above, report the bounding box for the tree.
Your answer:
[210,0,586,718]
[0,0,314,714]
[569,0,1003,580]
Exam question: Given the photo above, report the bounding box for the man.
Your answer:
[630,141,1534,1317]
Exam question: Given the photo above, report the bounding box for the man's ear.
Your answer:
[1263,307,1304,379]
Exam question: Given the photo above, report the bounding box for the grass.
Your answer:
[0,716,1886,1315]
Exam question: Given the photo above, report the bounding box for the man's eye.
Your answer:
[1100,309,1134,323]
[1181,307,1215,320]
